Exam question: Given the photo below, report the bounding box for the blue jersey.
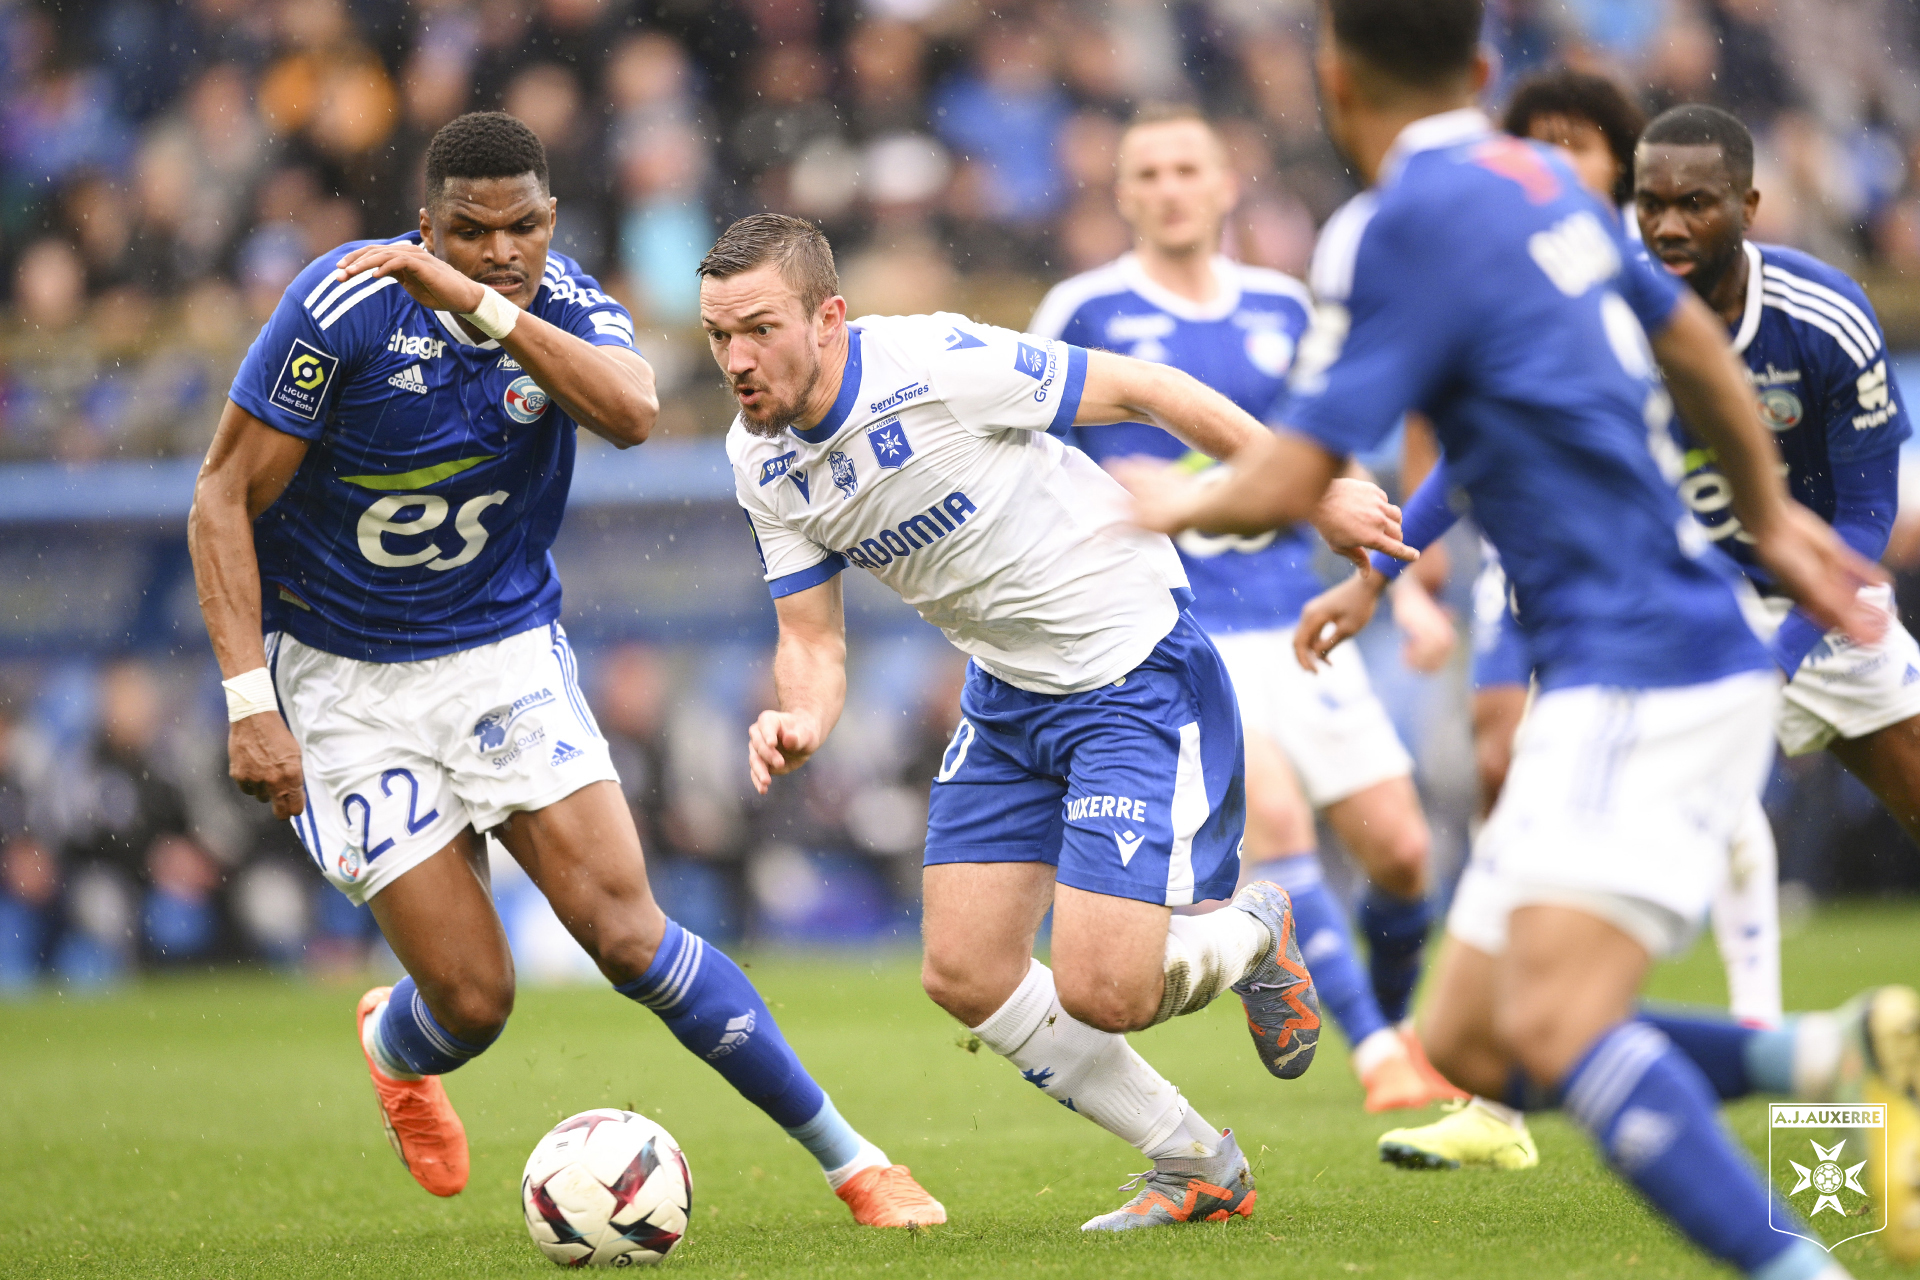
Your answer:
[1283,110,1768,692]
[229,235,639,662]
[1671,240,1909,590]
[1028,255,1323,631]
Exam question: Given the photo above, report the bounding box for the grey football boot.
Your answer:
[1229,881,1322,1079]
[1080,1128,1255,1231]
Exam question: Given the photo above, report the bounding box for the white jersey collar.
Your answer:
[1115,253,1243,322]
[1729,240,1765,355]
[1378,108,1493,187]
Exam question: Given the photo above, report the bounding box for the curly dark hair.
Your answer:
[1325,0,1482,91]
[423,111,549,207]
[1502,70,1647,207]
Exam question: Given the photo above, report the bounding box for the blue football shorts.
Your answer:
[1471,601,1534,692]
[924,611,1246,907]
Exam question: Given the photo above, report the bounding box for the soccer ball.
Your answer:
[522,1109,691,1268]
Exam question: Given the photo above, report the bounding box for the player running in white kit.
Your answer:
[1029,104,1453,1113]
[699,213,1411,1230]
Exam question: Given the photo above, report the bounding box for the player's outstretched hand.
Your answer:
[1754,502,1889,645]
[1293,572,1386,671]
[748,710,822,795]
[1311,478,1415,574]
[1389,577,1457,673]
[229,714,306,819]
[332,242,489,315]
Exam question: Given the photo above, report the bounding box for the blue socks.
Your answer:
[1562,1021,1801,1276]
[1358,887,1431,1025]
[617,918,862,1172]
[374,976,497,1076]
[1638,1005,1799,1101]
[1257,856,1391,1048]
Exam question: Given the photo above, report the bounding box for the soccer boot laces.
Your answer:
[1378,1098,1539,1171]
[835,1164,946,1228]
[1228,881,1321,1079]
[356,986,470,1197]
[1080,1128,1255,1231]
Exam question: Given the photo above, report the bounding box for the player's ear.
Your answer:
[418,205,433,252]
[1468,48,1492,96]
[1742,186,1760,231]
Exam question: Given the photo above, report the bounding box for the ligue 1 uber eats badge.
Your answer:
[1769,1103,1888,1251]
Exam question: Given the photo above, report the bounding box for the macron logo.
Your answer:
[1114,830,1145,866]
[387,363,429,395]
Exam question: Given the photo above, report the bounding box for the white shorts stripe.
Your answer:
[1165,722,1207,906]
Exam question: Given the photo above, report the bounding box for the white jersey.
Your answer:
[728,311,1190,695]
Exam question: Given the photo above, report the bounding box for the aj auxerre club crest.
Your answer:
[1769,1103,1887,1252]
[867,418,913,469]
[828,450,858,499]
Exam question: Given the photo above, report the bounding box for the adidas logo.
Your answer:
[551,740,584,765]
[387,363,429,395]
[1904,665,1919,687]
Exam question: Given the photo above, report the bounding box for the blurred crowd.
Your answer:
[0,638,973,991]
[1,0,1918,461]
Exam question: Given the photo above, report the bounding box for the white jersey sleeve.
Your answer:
[887,312,1088,439]
[729,433,845,598]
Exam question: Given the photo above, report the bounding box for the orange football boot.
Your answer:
[357,986,469,1197]
[1361,1050,1442,1113]
[835,1164,947,1227]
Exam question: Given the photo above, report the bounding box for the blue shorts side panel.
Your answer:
[923,613,1245,906]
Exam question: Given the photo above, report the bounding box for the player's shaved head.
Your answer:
[698,214,841,320]
[1324,0,1483,100]
[1640,104,1755,192]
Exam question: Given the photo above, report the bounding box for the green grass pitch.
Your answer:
[4,903,1918,1278]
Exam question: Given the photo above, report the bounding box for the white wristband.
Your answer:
[462,286,520,341]
[223,668,278,723]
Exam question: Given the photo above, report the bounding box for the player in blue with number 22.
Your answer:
[186,110,942,1227]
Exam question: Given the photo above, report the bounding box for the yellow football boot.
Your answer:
[1378,1099,1538,1171]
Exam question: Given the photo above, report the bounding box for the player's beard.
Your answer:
[734,349,822,439]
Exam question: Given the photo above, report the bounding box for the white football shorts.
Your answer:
[269,623,617,904]
[1210,625,1413,808]
[1746,584,1920,756]
[1446,669,1779,958]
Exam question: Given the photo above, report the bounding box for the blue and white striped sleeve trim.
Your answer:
[1046,344,1089,435]
[768,555,847,599]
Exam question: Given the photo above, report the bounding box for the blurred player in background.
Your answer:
[1302,73,1787,1172]
[188,113,942,1227]
[702,213,1411,1230]
[1028,103,1456,1114]
[1117,1,1904,1275]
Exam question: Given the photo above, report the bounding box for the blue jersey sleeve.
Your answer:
[230,255,379,440]
[540,262,640,353]
[1369,457,1462,579]
[1282,198,1465,456]
[1618,248,1685,336]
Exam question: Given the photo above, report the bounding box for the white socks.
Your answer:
[973,959,1216,1161]
[1711,797,1783,1026]
[1153,906,1271,1026]
[1352,1027,1407,1077]
[1467,1096,1528,1132]
[361,999,423,1081]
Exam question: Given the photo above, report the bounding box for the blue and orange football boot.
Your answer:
[1228,881,1321,1079]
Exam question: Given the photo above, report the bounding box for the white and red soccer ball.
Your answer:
[522,1109,691,1268]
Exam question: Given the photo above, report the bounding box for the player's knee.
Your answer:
[920,952,992,1025]
[1244,789,1313,856]
[1364,823,1429,898]
[1054,975,1152,1035]
[437,974,515,1045]
[583,911,668,986]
